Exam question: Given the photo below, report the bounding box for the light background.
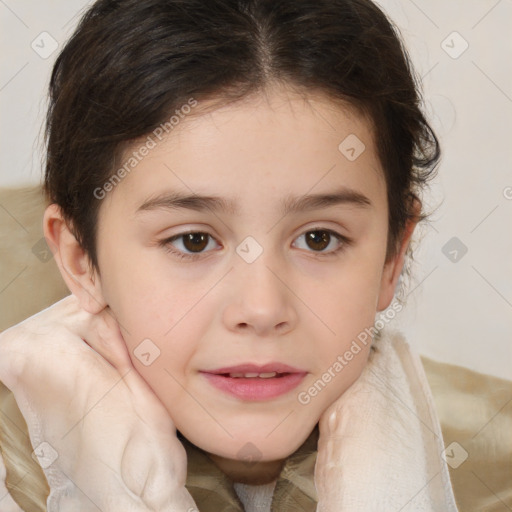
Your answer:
[0,0,511,379]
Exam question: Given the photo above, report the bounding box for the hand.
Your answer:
[0,294,197,511]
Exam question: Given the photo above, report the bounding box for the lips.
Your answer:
[200,363,307,401]
[204,363,304,375]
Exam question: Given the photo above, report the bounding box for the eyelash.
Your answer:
[158,227,351,261]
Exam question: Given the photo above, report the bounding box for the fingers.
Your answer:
[49,294,134,375]
[80,305,134,375]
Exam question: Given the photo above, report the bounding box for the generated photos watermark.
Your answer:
[297,300,402,405]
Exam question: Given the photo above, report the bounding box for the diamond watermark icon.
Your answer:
[236,236,263,264]
[338,134,366,161]
[31,31,58,59]
[32,441,59,469]
[442,236,468,263]
[237,442,263,467]
[134,338,161,366]
[32,237,53,263]
[441,31,469,59]
[442,441,468,469]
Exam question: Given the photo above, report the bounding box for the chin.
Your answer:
[176,409,319,461]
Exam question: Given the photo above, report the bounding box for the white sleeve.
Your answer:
[0,449,25,512]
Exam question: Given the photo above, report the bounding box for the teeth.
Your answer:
[228,372,278,378]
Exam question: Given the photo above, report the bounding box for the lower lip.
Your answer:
[201,372,307,401]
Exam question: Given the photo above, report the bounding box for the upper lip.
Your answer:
[202,363,305,374]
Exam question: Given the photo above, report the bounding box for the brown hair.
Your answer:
[43,0,440,276]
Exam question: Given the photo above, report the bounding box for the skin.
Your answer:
[44,84,418,485]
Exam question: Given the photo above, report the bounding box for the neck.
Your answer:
[206,453,286,485]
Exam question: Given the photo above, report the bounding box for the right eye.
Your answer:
[159,231,221,260]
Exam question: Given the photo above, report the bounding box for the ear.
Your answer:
[43,203,107,314]
[376,198,421,312]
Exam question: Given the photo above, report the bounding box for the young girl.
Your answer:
[0,0,460,510]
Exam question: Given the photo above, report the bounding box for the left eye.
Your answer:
[293,228,349,255]
[159,228,349,260]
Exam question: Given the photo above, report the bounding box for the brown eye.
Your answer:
[160,231,219,260]
[305,230,331,251]
[293,228,348,256]
[181,232,210,253]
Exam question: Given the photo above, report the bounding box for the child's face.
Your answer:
[92,85,401,470]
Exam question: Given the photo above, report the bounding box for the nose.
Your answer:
[222,251,298,338]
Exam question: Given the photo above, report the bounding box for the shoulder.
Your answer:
[421,356,512,512]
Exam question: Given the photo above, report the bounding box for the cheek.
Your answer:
[310,255,384,333]
[298,279,377,414]
[100,236,202,330]
[97,247,211,379]
[301,250,384,388]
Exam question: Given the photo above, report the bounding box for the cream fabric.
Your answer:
[313,329,458,511]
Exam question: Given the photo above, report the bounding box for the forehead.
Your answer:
[102,85,386,217]
[160,86,377,158]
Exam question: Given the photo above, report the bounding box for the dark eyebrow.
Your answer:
[281,188,372,215]
[135,186,372,216]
